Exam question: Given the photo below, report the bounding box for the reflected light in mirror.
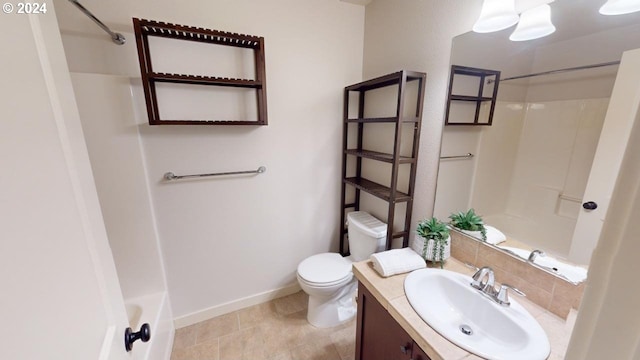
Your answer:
[599,0,640,15]
[509,4,556,41]
[473,0,519,33]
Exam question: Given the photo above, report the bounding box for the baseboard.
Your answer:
[173,283,301,329]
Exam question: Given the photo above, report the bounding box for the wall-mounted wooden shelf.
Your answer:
[445,65,499,126]
[133,18,267,125]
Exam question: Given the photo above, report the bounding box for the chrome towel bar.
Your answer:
[440,153,474,160]
[164,166,266,181]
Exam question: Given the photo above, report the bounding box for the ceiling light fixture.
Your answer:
[599,0,640,15]
[472,0,520,33]
[509,4,556,41]
[473,0,557,41]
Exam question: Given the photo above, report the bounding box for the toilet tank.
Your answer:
[347,211,387,261]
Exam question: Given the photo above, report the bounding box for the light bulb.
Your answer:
[473,0,520,33]
[509,4,556,41]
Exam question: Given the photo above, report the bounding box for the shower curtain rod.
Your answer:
[68,0,125,45]
[488,60,620,84]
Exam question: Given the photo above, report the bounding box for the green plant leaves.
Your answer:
[416,217,450,268]
[449,208,487,241]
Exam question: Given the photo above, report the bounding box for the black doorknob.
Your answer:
[583,201,598,210]
[125,323,151,352]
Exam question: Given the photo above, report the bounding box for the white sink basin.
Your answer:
[404,269,550,360]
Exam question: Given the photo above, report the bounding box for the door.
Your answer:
[0,9,130,360]
[569,48,640,264]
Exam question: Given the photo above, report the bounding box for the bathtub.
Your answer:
[498,246,587,283]
[125,292,174,360]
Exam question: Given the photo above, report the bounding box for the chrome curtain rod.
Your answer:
[164,166,266,181]
[67,0,126,45]
[440,153,474,160]
[489,61,620,84]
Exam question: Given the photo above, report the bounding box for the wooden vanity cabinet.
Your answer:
[355,282,431,360]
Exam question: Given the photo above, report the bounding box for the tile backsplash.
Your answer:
[449,230,585,319]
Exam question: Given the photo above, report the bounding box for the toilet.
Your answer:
[297,211,387,328]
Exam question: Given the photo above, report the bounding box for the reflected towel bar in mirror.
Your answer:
[440,153,474,160]
[164,166,266,181]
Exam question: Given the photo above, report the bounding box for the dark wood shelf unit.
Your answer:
[346,116,420,123]
[133,18,267,125]
[343,177,412,203]
[344,149,415,164]
[340,70,426,255]
[149,72,263,88]
[450,95,493,102]
[445,65,500,126]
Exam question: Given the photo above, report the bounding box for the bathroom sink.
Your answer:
[404,269,550,360]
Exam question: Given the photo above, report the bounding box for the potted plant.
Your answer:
[415,217,450,268]
[449,209,487,241]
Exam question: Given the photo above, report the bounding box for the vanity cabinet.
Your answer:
[355,282,431,360]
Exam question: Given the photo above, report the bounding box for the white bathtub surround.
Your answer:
[498,246,588,283]
[125,292,174,360]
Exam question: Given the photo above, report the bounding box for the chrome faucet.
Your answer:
[471,266,496,295]
[528,249,546,262]
[470,266,526,306]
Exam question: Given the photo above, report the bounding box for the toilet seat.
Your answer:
[297,253,353,286]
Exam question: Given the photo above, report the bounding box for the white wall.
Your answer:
[363,0,482,237]
[55,0,365,324]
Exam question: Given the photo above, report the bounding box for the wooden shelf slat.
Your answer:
[345,149,415,164]
[149,73,262,88]
[392,231,409,239]
[345,70,423,92]
[137,18,261,48]
[450,95,493,102]
[343,177,411,203]
[346,116,419,123]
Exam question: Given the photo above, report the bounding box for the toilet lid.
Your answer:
[297,253,352,284]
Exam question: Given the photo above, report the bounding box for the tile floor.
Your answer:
[171,291,356,360]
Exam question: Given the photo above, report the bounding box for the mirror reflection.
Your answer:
[434,0,640,283]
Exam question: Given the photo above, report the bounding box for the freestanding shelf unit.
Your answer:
[339,70,426,255]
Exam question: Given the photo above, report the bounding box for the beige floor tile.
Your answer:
[173,324,198,350]
[196,312,240,343]
[330,321,356,360]
[238,301,279,329]
[171,338,219,360]
[219,326,265,360]
[171,291,359,360]
[289,342,342,360]
[274,291,308,315]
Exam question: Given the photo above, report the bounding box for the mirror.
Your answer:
[434,0,640,283]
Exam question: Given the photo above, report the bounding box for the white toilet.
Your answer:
[297,211,387,328]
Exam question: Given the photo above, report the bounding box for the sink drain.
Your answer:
[460,324,473,336]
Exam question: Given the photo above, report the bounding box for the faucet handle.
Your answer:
[496,284,526,306]
[471,266,494,292]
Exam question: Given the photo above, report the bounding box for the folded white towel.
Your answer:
[485,225,507,245]
[370,248,426,278]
